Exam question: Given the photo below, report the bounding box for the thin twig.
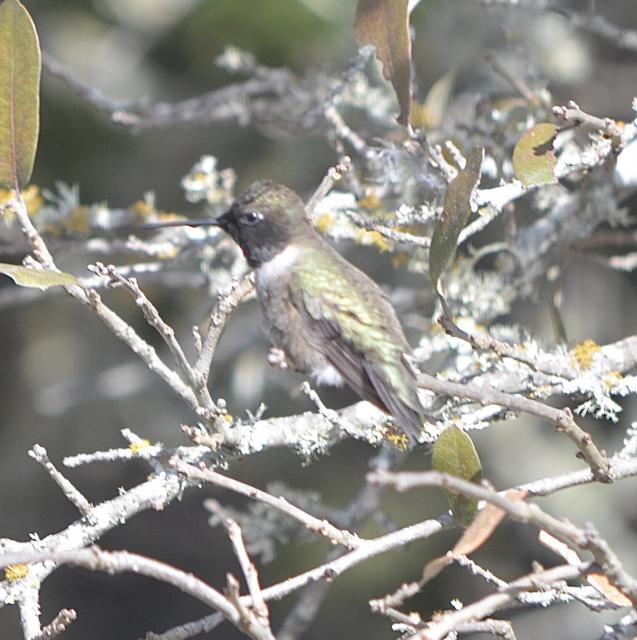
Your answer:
[485,52,539,103]
[324,105,371,158]
[225,573,276,640]
[370,470,637,605]
[89,262,212,407]
[33,609,77,640]
[278,448,397,640]
[413,564,583,640]
[142,614,223,640]
[517,457,637,497]
[553,100,623,143]
[174,461,361,548]
[344,209,431,248]
[437,315,577,380]
[28,445,92,517]
[0,474,191,571]
[193,273,255,383]
[40,547,242,626]
[473,0,637,53]
[417,372,612,482]
[300,381,355,434]
[43,51,295,130]
[206,501,270,627]
[4,514,453,631]
[257,514,453,602]
[306,156,353,217]
[6,196,201,413]
[19,587,43,640]
[277,579,332,640]
[375,606,518,638]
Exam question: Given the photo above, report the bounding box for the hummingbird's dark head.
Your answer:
[216,180,312,268]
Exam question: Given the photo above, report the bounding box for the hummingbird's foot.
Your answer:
[268,347,289,371]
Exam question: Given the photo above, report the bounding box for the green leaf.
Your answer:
[0,263,79,290]
[432,426,482,526]
[0,0,41,190]
[355,0,411,126]
[512,123,559,187]
[429,146,483,287]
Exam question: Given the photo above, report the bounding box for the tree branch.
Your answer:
[174,461,361,549]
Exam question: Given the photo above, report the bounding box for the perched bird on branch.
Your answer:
[148,180,427,444]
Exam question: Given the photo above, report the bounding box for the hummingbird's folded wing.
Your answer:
[290,279,424,443]
[298,287,384,406]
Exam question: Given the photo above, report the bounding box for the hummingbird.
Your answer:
[148,180,427,444]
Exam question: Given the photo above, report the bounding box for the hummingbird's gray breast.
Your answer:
[254,245,338,380]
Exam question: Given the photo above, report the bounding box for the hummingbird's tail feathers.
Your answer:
[362,360,425,446]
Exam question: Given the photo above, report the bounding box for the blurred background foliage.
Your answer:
[1,1,637,639]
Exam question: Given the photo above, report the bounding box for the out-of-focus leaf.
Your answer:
[512,123,558,187]
[422,488,527,584]
[587,573,633,607]
[355,0,411,126]
[410,70,455,130]
[0,0,40,190]
[421,553,450,584]
[431,426,482,527]
[429,146,483,287]
[0,263,79,290]
[454,489,527,555]
[538,530,581,565]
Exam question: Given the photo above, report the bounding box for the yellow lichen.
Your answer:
[156,246,180,259]
[314,212,335,235]
[354,229,392,253]
[603,370,623,390]
[155,212,186,222]
[571,339,601,370]
[66,206,92,234]
[391,252,409,269]
[129,199,156,221]
[43,206,92,236]
[133,205,183,224]
[0,185,43,221]
[22,185,43,216]
[383,426,409,451]
[529,385,551,399]
[359,194,382,211]
[5,564,28,582]
[129,439,151,454]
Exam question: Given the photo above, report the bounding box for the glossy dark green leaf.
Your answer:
[0,263,79,290]
[432,425,482,526]
[429,146,483,287]
[0,0,41,190]
[355,0,411,126]
[512,123,558,187]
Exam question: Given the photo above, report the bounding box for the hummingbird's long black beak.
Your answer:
[142,211,230,231]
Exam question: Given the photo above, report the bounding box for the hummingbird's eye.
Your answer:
[241,211,263,225]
